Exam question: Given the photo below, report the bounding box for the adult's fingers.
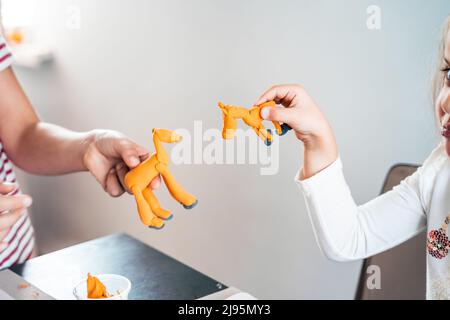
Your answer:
[149,176,161,190]
[113,140,149,169]
[0,182,17,195]
[115,162,130,193]
[116,162,160,196]
[0,208,24,231]
[0,194,32,213]
[105,168,125,197]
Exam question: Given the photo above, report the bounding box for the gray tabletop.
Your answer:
[10,233,226,300]
[0,269,54,300]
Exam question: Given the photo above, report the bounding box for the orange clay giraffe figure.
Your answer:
[218,101,292,146]
[124,129,198,229]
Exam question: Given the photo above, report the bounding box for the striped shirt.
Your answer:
[0,36,35,269]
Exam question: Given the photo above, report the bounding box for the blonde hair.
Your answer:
[432,16,450,114]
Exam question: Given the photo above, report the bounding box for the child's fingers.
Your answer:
[0,182,17,195]
[260,106,292,123]
[255,84,301,107]
[105,168,125,197]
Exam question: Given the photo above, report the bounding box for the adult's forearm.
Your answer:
[0,68,94,175]
[11,122,94,175]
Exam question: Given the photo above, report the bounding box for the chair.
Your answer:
[355,163,426,300]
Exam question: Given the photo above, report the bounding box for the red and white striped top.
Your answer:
[0,36,12,70]
[0,36,35,269]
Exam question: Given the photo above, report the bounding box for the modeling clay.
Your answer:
[218,100,292,146]
[18,283,29,289]
[124,129,198,229]
[87,273,109,299]
[7,30,24,44]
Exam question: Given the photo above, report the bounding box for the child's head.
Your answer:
[434,15,450,156]
[433,16,450,124]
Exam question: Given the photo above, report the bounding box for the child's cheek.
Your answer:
[441,88,450,114]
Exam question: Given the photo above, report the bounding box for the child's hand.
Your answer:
[256,84,338,179]
[0,182,32,249]
[257,84,332,146]
[83,130,161,197]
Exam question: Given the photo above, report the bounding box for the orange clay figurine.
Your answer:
[87,273,109,299]
[124,128,198,229]
[7,29,24,45]
[218,100,292,146]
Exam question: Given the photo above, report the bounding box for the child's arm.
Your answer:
[257,84,428,260]
[0,67,159,197]
[256,84,338,179]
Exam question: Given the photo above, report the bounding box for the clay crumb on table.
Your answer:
[18,283,29,289]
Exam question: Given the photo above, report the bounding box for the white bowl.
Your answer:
[73,274,131,300]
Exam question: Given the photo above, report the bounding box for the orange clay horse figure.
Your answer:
[218,101,291,146]
[124,129,197,229]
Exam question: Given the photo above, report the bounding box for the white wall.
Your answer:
[9,0,449,299]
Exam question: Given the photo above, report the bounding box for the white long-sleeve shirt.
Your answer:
[296,142,450,300]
